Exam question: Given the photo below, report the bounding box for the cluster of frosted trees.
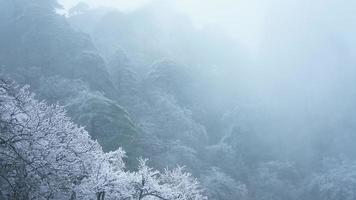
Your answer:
[0,79,206,200]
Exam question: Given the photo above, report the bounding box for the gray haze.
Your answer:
[1,0,356,199]
[63,0,356,154]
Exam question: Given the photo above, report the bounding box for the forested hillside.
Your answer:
[0,79,205,199]
[1,0,356,199]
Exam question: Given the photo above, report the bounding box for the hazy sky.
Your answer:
[58,0,356,52]
[59,0,150,11]
[58,0,356,139]
[58,0,264,49]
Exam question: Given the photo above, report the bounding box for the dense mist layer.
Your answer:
[1,0,356,199]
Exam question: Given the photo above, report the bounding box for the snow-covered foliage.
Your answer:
[249,161,300,200]
[0,79,206,200]
[3,0,356,199]
[306,158,356,200]
[201,167,248,200]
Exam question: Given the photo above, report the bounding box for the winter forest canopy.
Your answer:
[1,0,356,199]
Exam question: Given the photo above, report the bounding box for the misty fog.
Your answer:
[1,0,356,199]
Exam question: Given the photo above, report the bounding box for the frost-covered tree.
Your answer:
[249,161,300,200]
[136,90,207,148]
[201,167,248,200]
[0,79,101,199]
[0,79,206,200]
[36,75,140,167]
[131,158,206,200]
[305,158,356,200]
